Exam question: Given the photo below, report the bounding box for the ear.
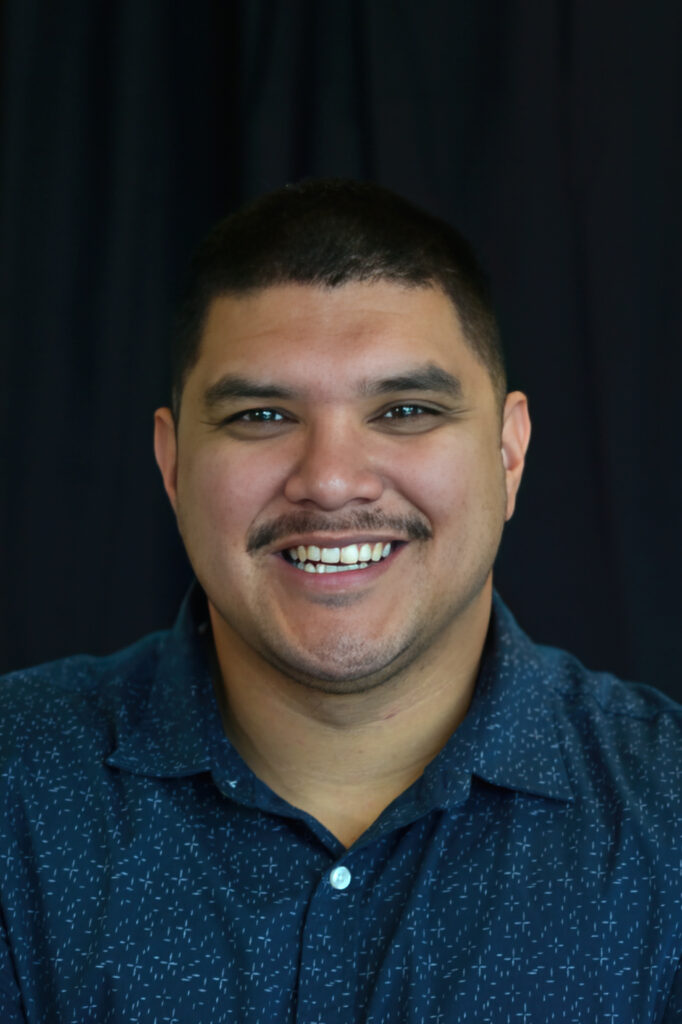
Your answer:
[500,391,531,522]
[153,407,179,512]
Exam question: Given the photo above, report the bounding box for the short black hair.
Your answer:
[171,178,506,418]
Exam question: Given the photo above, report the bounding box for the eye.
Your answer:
[229,408,286,423]
[208,407,295,435]
[380,403,438,420]
[372,403,445,433]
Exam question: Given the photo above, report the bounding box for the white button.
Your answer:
[329,866,351,890]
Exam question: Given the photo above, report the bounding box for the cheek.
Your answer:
[398,442,507,560]
[177,449,281,545]
[398,440,491,516]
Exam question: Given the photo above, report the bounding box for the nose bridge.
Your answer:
[283,409,383,508]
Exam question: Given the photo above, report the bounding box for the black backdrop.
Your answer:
[1,2,681,698]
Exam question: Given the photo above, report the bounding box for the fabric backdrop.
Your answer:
[1,2,681,698]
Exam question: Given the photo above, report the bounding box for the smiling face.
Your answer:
[154,281,530,695]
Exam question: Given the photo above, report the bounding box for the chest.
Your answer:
[6,776,679,1023]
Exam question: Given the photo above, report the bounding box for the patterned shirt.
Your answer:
[1,584,681,1023]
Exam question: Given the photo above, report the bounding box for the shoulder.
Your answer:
[535,640,682,809]
[0,631,167,769]
[494,594,682,747]
[492,595,682,819]
[538,637,682,727]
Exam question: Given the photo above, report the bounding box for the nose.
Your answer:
[283,417,384,510]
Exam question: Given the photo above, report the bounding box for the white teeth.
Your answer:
[302,562,369,574]
[287,540,395,570]
[340,544,359,565]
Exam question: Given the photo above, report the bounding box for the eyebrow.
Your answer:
[202,364,463,409]
[362,365,463,399]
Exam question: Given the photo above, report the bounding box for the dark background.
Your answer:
[1,2,681,697]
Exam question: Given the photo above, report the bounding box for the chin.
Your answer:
[263,632,418,695]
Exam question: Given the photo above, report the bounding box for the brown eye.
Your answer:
[381,405,437,419]
[238,409,283,422]
[226,408,287,424]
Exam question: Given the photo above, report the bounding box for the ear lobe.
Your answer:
[153,407,179,512]
[500,392,531,522]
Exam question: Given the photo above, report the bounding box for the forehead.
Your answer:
[189,281,488,399]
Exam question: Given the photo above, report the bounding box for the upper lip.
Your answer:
[273,534,407,553]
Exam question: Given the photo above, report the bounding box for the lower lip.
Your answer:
[273,544,404,590]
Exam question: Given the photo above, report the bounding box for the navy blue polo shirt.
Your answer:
[1,585,682,1022]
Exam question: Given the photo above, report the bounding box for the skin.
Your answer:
[154,281,531,845]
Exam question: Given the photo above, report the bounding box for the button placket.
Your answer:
[296,858,360,1022]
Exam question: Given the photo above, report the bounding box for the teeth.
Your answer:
[303,562,370,574]
[287,540,394,570]
[340,545,359,565]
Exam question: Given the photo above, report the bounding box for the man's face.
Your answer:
[155,281,529,694]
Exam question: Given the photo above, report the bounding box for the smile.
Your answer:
[284,541,393,574]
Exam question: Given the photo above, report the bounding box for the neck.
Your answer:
[209,584,492,847]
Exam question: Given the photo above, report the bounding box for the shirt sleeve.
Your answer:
[661,957,682,1023]
[0,916,25,1023]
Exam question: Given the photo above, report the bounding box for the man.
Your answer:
[1,180,681,1022]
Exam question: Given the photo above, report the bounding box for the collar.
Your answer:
[107,585,573,806]
[423,593,574,806]
[106,584,222,777]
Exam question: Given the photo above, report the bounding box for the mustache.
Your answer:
[247,510,432,553]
